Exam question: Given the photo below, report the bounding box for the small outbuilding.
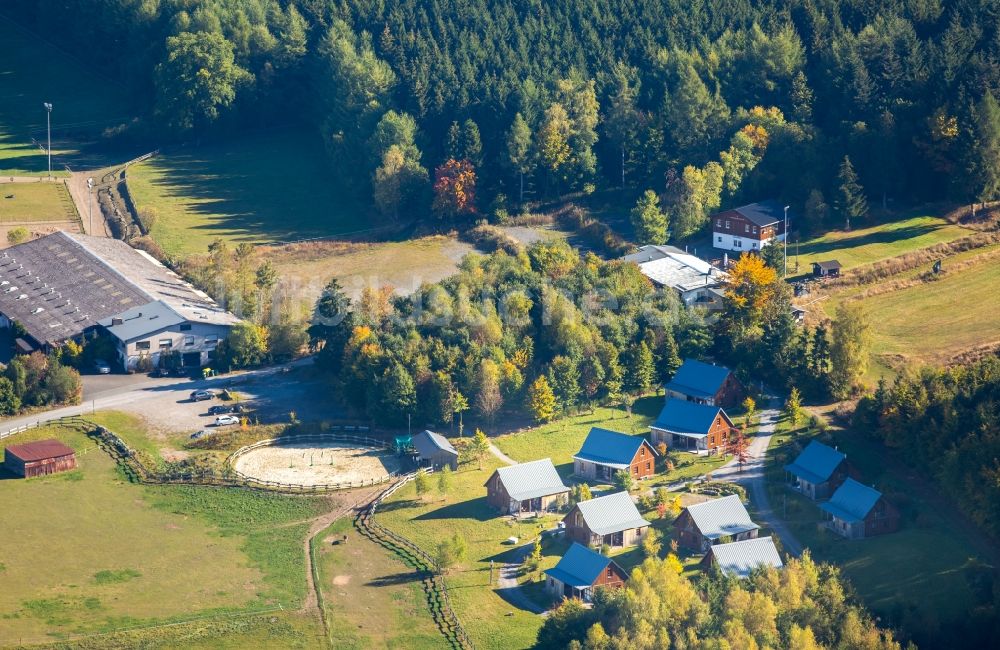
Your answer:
[701,536,783,578]
[4,439,77,478]
[812,260,842,277]
[411,430,458,471]
[784,440,852,500]
[573,427,657,483]
[676,494,759,551]
[564,491,651,549]
[664,358,745,408]
[485,458,570,516]
[545,542,628,602]
[820,478,900,539]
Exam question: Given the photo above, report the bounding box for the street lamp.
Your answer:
[783,205,790,278]
[87,177,94,234]
[43,102,52,179]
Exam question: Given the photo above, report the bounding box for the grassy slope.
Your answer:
[313,517,442,649]
[126,129,377,257]
[0,421,328,644]
[0,182,76,222]
[0,16,130,176]
[791,215,969,275]
[766,417,990,636]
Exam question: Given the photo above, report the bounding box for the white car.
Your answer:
[214,415,240,426]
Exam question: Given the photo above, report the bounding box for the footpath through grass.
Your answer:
[0,420,329,645]
[126,129,376,257]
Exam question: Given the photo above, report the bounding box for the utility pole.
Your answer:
[783,205,790,278]
[43,102,53,179]
[87,177,94,234]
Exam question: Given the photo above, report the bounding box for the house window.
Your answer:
[745,224,750,233]
[136,341,150,351]
[158,339,172,349]
[645,462,651,471]
[716,219,722,227]
[752,226,758,234]
[184,336,195,346]
[752,242,758,249]
[633,465,638,474]
[717,236,723,243]
[640,447,645,457]
[179,323,192,331]
[607,567,613,578]
[205,336,219,347]
[724,220,730,229]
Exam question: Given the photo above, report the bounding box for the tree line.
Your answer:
[8,0,1000,230]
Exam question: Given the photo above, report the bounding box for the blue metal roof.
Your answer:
[544,543,617,588]
[784,441,846,485]
[652,399,730,437]
[664,359,733,399]
[573,428,653,469]
[820,478,882,523]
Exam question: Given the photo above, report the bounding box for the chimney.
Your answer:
[112,318,123,326]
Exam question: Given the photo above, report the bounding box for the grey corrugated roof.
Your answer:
[732,200,787,227]
[785,441,846,485]
[709,536,783,578]
[685,495,758,540]
[813,260,842,271]
[412,430,457,459]
[624,247,726,293]
[575,491,650,536]
[545,543,617,587]
[820,478,882,523]
[488,458,569,502]
[574,428,654,469]
[96,300,185,342]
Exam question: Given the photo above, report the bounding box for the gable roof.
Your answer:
[545,543,620,588]
[820,478,882,523]
[573,428,655,469]
[623,246,726,293]
[573,491,651,535]
[411,430,457,459]
[784,441,847,485]
[708,536,783,578]
[487,458,569,502]
[5,438,75,462]
[730,200,786,227]
[813,260,842,271]
[685,495,758,540]
[665,359,734,399]
[652,399,731,438]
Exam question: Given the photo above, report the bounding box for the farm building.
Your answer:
[711,200,790,252]
[4,439,76,478]
[701,536,783,578]
[784,440,852,500]
[820,478,900,539]
[411,430,458,471]
[563,491,650,549]
[621,245,727,311]
[812,260,842,277]
[664,358,746,407]
[0,232,238,370]
[650,398,736,455]
[676,494,759,551]
[545,542,628,602]
[484,458,569,516]
[573,427,657,482]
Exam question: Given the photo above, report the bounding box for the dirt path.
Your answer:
[496,537,549,616]
[488,443,517,466]
[65,171,110,236]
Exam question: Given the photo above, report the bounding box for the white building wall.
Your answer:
[121,321,231,370]
[713,232,786,252]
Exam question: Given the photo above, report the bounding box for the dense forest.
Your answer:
[8,0,1000,232]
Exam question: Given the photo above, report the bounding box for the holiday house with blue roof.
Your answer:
[820,478,899,539]
[651,398,736,455]
[545,543,628,602]
[784,440,853,500]
[664,358,746,408]
[573,428,658,482]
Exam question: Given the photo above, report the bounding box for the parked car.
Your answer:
[190,390,215,401]
[207,405,231,415]
[231,403,251,414]
[214,415,239,426]
[93,359,111,374]
[190,430,212,440]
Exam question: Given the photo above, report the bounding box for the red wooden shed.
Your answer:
[4,439,77,478]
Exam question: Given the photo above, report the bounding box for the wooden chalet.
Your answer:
[676,495,759,551]
[573,427,657,483]
[651,398,736,455]
[411,430,458,471]
[820,478,900,539]
[545,543,628,602]
[784,440,852,500]
[484,458,569,516]
[563,491,650,549]
[701,536,783,578]
[711,200,790,252]
[664,358,746,408]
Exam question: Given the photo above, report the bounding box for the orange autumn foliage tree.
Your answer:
[723,253,777,339]
[433,158,477,218]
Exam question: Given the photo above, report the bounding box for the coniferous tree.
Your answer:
[507,113,534,204]
[461,119,483,168]
[836,156,868,230]
[967,91,1000,212]
[630,189,668,244]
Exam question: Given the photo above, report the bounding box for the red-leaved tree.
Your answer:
[432,158,477,219]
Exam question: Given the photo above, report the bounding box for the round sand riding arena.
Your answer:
[232,440,403,487]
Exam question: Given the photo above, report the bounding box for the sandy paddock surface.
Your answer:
[233,442,402,486]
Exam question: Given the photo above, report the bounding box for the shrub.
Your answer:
[7,227,29,245]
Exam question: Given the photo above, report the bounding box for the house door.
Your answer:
[611,531,624,547]
[599,465,613,481]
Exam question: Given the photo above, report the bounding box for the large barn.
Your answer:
[0,232,238,370]
[4,439,77,478]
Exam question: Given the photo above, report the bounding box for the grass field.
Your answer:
[0,16,133,176]
[766,416,994,644]
[313,517,443,649]
[126,129,378,257]
[0,181,77,222]
[790,215,970,276]
[0,420,329,645]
